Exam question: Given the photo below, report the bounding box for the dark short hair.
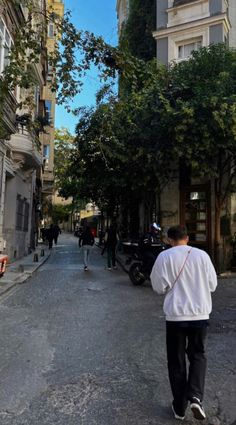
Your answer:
[167,225,188,241]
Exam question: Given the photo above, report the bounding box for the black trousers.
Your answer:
[143,251,156,274]
[166,321,208,415]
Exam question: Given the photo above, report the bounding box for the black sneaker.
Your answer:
[172,403,185,421]
[190,397,206,420]
[84,266,88,271]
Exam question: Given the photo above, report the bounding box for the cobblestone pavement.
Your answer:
[0,233,235,425]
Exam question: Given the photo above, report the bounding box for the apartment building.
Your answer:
[117,0,236,265]
[0,0,47,260]
[41,0,64,214]
[152,0,236,260]
[154,0,235,64]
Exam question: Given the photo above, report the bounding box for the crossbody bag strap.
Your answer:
[169,248,192,292]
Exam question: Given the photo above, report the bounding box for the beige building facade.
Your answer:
[42,0,64,209]
[0,1,49,260]
[154,0,234,65]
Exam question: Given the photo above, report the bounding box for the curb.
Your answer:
[16,251,51,283]
[0,251,51,298]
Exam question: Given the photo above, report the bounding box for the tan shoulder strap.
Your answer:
[170,248,192,292]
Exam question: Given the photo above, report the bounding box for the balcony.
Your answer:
[0,91,17,140]
[9,125,42,170]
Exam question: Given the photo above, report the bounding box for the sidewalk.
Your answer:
[0,242,51,297]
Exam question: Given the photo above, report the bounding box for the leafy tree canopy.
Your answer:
[54,128,75,194]
[169,44,236,191]
[59,60,176,219]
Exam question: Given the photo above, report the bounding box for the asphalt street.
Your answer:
[0,233,235,425]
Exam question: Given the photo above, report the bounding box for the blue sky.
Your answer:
[55,0,118,134]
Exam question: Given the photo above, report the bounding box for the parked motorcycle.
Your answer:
[124,241,169,285]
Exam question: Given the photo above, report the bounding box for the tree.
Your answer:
[54,128,76,195]
[0,0,127,139]
[169,44,236,268]
[64,61,175,236]
[51,204,70,224]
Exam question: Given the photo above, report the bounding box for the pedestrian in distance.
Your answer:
[46,224,54,250]
[102,224,119,270]
[150,225,217,421]
[79,225,95,271]
[52,223,61,245]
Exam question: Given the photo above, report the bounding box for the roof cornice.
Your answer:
[153,13,231,39]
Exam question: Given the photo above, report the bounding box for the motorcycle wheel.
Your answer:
[129,262,146,286]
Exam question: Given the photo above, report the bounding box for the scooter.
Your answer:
[123,241,169,286]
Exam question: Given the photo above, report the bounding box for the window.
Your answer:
[178,39,202,60]
[23,202,29,232]
[16,195,24,230]
[16,196,30,232]
[48,23,54,38]
[0,17,12,73]
[43,145,50,159]
[45,100,52,123]
[47,64,55,82]
[43,145,50,167]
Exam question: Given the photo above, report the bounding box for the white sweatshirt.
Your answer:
[150,245,217,321]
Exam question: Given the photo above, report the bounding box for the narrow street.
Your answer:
[0,233,235,425]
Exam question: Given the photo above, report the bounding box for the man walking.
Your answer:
[53,223,61,245]
[79,225,95,271]
[150,225,217,421]
[102,224,119,270]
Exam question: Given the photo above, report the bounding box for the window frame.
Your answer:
[48,22,54,38]
[177,38,202,60]
[0,17,13,73]
[16,195,30,232]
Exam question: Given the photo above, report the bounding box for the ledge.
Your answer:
[9,126,42,170]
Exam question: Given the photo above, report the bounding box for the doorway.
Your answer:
[180,185,211,254]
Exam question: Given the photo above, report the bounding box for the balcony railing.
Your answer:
[9,124,42,170]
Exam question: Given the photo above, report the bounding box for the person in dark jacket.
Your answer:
[53,224,61,245]
[102,224,119,270]
[47,224,54,249]
[79,226,95,271]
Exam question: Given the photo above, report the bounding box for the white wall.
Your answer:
[3,169,35,260]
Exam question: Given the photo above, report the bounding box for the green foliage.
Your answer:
[60,61,175,220]
[51,204,70,223]
[119,0,156,61]
[60,44,236,241]
[0,0,127,136]
[169,44,236,203]
[54,128,76,196]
